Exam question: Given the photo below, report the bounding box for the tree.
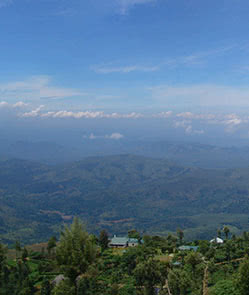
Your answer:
[223,227,230,240]
[168,269,190,295]
[212,279,239,295]
[199,240,210,255]
[56,218,97,283]
[128,229,140,240]
[224,240,232,261]
[47,236,57,256]
[41,277,51,295]
[99,230,109,251]
[0,243,6,273]
[134,258,163,295]
[22,247,28,262]
[52,278,75,295]
[243,231,249,241]
[15,240,21,260]
[0,243,7,292]
[177,229,184,245]
[19,277,36,295]
[184,252,202,273]
[236,257,249,295]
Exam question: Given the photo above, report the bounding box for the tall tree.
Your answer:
[0,243,6,274]
[41,277,51,295]
[134,258,163,295]
[15,240,21,260]
[99,230,109,251]
[56,217,97,283]
[177,229,184,245]
[168,269,190,295]
[184,252,202,273]
[47,236,57,256]
[236,257,249,295]
[223,227,230,240]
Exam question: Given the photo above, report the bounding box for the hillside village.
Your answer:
[0,218,248,295]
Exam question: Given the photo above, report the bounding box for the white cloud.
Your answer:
[116,112,143,118]
[43,110,104,119]
[3,102,246,136]
[0,100,28,108]
[92,64,159,74]
[28,110,143,119]
[83,132,124,140]
[0,101,8,107]
[174,120,204,135]
[106,132,124,139]
[178,46,235,66]
[176,112,215,120]
[13,101,28,108]
[153,111,173,118]
[0,76,83,101]
[89,133,97,139]
[22,105,44,118]
[93,45,235,75]
[223,114,243,126]
[151,84,249,107]
[177,112,196,119]
[220,114,245,133]
[117,0,156,14]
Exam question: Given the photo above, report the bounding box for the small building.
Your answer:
[179,245,199,252]
[109,235,139,248]
[210,237,224,244]
[172,261,182,266]
[128,238,139,247]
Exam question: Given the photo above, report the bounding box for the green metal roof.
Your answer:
[109,236,139,246]
[110,237,129,245]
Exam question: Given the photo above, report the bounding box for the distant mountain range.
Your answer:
[2,139,249,168]
[1,154,249,245]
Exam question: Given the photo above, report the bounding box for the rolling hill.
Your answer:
[1,155,249,245]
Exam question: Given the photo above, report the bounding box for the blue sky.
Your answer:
[1,0,249,142]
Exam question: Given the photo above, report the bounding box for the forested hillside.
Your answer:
[1,155,249,245]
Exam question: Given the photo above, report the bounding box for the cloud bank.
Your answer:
[21,109,143,119]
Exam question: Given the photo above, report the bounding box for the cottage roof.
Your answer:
[110,236,129,245]
[109,235,139,245]
[179,245,199,252]
[210,237,224,244]
[128,238,139,243]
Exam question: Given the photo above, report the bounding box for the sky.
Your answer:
[1,0,249,144]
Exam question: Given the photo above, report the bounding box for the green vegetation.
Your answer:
[2,155,249,244]
[1,220,249,294]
